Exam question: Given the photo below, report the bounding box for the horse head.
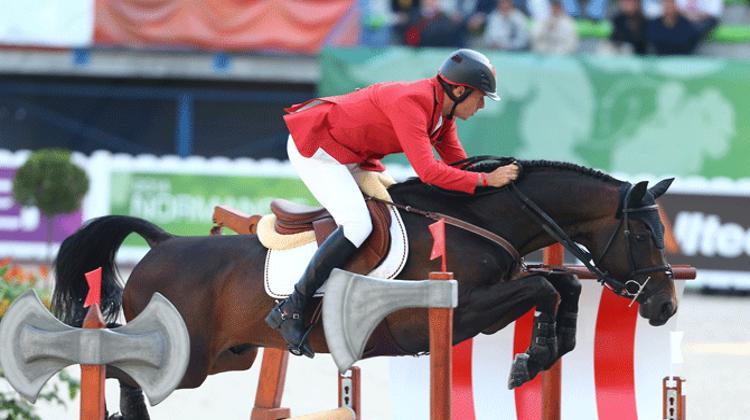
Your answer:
[586,178,677,326]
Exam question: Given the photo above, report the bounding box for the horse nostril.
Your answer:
[661,302,674,317]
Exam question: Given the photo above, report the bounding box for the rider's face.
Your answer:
[452,88,486,120]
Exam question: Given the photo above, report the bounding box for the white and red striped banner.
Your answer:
[0,0,94,47]
[0,0,358,53]
[390,281,685,419]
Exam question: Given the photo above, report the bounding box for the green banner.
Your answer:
[320,47,750,178]
[110,171,316,245]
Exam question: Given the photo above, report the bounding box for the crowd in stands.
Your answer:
[375,0,728,55]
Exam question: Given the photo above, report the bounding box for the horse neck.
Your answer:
[485,170,624,257]
[390,169,622,258]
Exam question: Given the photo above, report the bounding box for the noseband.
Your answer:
[511,182,673,303]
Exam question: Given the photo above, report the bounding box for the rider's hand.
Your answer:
[481,164,519,188]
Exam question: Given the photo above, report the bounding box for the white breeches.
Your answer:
[287,136,372,248]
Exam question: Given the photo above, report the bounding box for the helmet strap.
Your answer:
[447,88,473,119]
[438,76,473,119]
[448,102,459,120]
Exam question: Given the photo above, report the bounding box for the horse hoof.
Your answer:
[508,353,532,389]
[557,313,577,357]
[557,331,576,357]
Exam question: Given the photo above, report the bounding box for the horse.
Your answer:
[51,158,678,419]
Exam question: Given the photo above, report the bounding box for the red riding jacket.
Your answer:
[283,76,480,194]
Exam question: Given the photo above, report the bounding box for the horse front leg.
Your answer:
[507,274,561,389]
[455,274,560,389]
[546,270,582,359]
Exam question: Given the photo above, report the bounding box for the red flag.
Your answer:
[429,218,447,272]
[83,267,102,308]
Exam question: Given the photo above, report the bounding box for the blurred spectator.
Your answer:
[458,0,500,39]
[646,0,702,54]
[439,0,497,19]
[435,0,498,45]
[609,0,648,54]
[362,0,394,46]
[560,0,609,21]
[642,0,664,18]
[481,0,531,50]
[642,0,721,23]
[526,0,552,20]
[391,0,422,44]
[403,0,467,47]
[675,0,722,37]
[531,0,579,54]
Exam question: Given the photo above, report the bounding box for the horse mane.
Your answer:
[390,156,622,194]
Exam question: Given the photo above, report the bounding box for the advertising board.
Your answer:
[0,165,83,260]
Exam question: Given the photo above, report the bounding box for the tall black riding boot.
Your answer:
[265,226,357,358]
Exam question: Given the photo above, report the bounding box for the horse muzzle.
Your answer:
[638,292,677,326]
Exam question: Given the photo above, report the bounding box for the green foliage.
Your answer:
[0,369,80,420]
[12,149,89,218]
[0,260,80,419]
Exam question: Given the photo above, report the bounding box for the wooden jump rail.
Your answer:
[286,407,356,420]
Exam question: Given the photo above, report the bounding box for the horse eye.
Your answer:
[635,233,648,241]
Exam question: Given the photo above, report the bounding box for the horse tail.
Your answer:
[52,215,173,327]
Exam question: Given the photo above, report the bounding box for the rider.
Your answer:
[265,48,520,357]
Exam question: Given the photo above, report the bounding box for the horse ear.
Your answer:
[648,178,674,199]
[628,181,649,206]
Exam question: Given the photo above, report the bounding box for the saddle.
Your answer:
[212,198,392,275]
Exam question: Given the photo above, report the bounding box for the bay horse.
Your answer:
[52,158,678,419]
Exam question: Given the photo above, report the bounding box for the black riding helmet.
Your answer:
[437,49,500,118]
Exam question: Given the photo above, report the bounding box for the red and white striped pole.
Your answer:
[541,244,564,420]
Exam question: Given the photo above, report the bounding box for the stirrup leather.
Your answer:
[288,324,315,356]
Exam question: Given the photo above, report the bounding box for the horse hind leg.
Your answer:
[103,366,150,420]
[547,270,582,359]
[99,323,150,420]
[116,382,150,420]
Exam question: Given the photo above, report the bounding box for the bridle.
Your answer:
[592,184,674,304]
[511,181,674,305]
